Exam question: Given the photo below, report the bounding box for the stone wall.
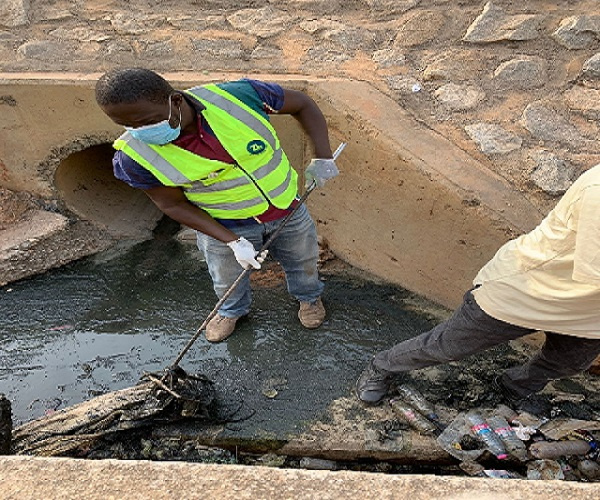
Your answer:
[1,0,599,212]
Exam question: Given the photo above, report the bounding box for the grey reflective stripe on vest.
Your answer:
[190,195,265,212]
[121,132,192,185]
[189,167,292,209]
[187,86,278,150]
[251,148,283,181]
[185,148,284,194]
[266,168,292,199]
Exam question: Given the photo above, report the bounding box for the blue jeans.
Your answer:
[196,204,324,318]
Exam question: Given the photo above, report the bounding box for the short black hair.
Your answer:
[95,68,174,106]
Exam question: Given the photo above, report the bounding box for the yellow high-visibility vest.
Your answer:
[113,84,298,219]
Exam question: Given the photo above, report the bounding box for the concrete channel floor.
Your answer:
[1,455,599,500]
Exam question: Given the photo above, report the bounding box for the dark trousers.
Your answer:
[374,289,600,399]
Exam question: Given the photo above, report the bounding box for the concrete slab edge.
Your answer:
[1,456,599,500]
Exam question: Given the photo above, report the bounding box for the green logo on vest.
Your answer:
[247,139,266,155]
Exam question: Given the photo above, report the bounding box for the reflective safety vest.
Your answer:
[113,84,298,219]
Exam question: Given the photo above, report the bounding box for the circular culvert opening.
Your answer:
[54,143,163,238]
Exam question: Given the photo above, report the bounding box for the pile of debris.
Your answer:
[3,376,600,482]
[387,383,600,481]
[6,368,217,457]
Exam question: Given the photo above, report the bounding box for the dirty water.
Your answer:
[3,227,600,481]
[0,228,442,427]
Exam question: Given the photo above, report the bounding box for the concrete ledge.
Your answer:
[0,211,111,286]
[0,210,67,254]
[1,456,598,500]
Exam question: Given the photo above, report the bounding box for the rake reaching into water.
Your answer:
[148,142,347,394]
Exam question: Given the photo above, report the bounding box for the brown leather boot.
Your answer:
[298,297,326,329]
[205,314,238,343]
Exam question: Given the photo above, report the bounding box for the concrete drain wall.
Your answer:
[0,73,544,308]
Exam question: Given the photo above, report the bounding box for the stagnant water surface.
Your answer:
[0,235,445,427]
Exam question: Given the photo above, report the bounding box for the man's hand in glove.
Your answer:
[227,237,268,270]
[305,158,339,188]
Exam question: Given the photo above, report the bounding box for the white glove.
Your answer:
[305,158,339,188]
[226,237,268,270]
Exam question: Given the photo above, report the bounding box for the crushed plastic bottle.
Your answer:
[529,439,592,459]
[465,411,508,460]
[389,399,438,435]
[436,413,486,462]
[488,415,528,462]
[396,384,439,422]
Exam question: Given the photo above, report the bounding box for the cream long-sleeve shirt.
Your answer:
[472,164,600,339]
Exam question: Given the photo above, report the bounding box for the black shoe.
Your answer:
[514,396,553,418]
[492,375,522,405]
[356,359,395,405]
[493,376,552,418]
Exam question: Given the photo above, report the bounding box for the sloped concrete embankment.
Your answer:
[0,73,542,308]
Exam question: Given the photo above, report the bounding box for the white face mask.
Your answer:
[126,95,182,145]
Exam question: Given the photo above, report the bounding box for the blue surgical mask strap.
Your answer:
[125,94,183,145]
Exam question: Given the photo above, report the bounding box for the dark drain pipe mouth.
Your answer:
[54,143,162,239]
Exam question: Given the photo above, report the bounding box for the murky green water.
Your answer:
[0,235,444,427]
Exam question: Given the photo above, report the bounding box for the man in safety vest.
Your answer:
[95,68,338,343]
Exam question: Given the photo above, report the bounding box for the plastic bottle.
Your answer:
[487,415,528,462]
[396,384,439,422]
[389,399,438,435]
[529,440,591,459]
[465,411,508,460]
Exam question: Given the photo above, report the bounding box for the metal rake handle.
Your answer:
[167,142,347,371]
